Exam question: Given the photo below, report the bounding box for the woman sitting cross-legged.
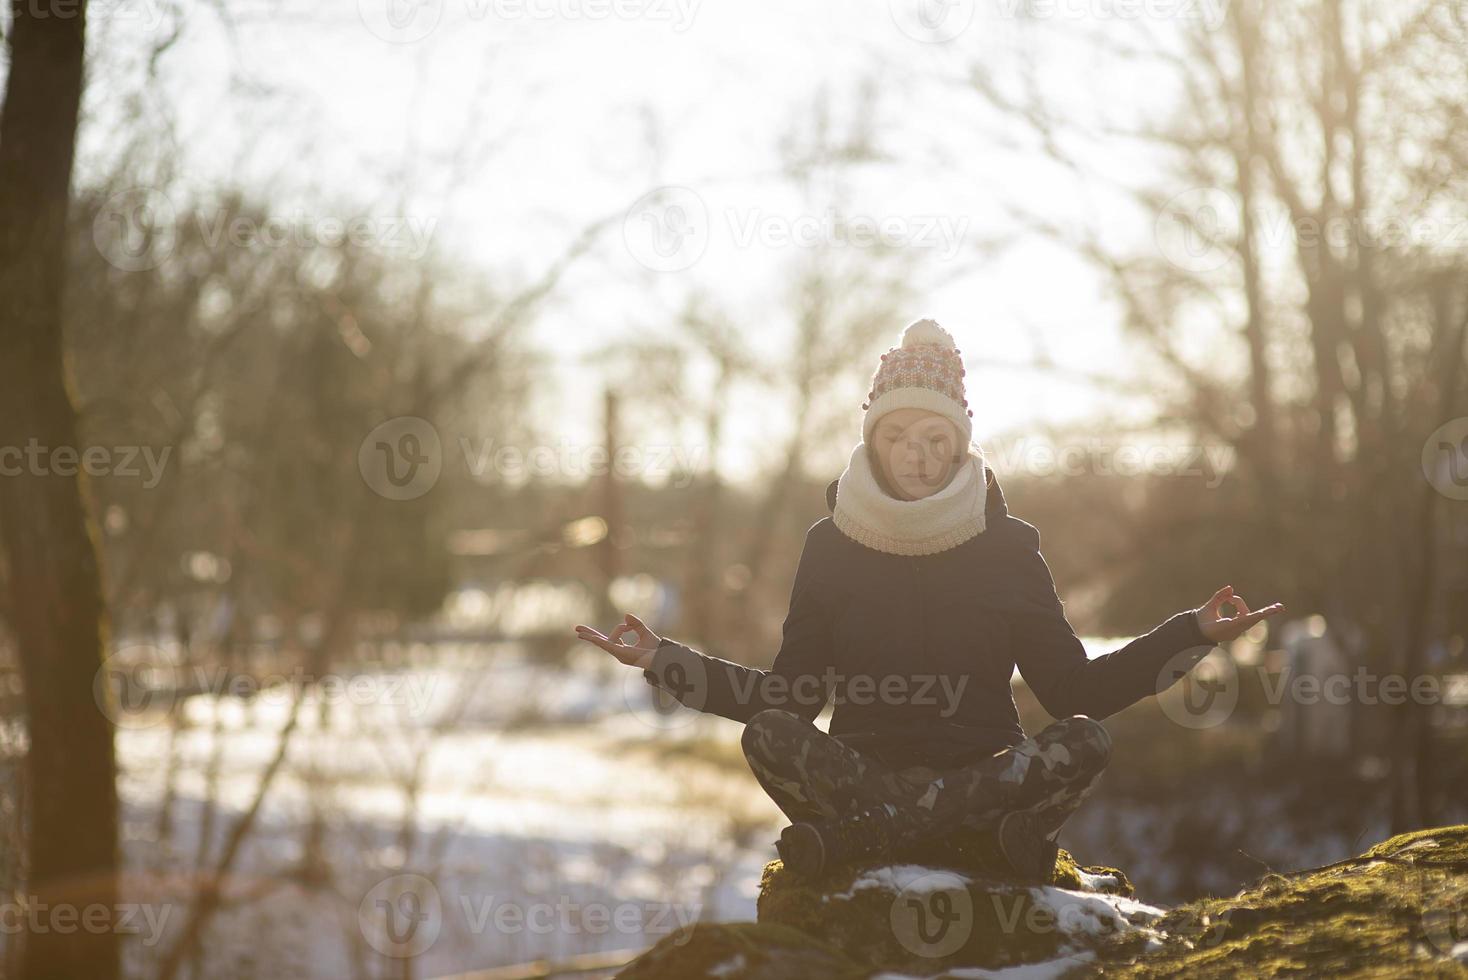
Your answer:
[576,319,1284,882]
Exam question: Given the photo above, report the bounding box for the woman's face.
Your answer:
[870,408,962,500]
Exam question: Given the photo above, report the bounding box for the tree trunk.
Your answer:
[0,3,120,978]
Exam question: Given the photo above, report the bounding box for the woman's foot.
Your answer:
[997,810,1060,881]
[776,802,902,880]
[775,822,826,879]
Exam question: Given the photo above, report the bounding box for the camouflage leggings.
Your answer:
[740,709,1112,846]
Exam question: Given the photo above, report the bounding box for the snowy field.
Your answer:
[105,643,786,979]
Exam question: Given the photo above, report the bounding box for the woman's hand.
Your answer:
[574,613,663,670]
[1194,585,1285,643]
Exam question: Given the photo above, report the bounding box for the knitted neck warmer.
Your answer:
[831,440,989,556]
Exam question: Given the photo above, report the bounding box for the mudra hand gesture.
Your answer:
[1194,585,1285,643]
[575,613,663,670]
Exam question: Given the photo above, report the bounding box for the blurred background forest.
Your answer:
[0,0,1466,977]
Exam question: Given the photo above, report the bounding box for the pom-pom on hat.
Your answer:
[861,319,972,447]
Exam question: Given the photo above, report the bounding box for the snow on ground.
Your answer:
[109,644,787,978]
[871,952,1097,979]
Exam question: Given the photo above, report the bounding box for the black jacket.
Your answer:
[643,467,1214,769]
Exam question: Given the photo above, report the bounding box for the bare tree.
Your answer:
[0,2,119,978]
[957,0,1468,827]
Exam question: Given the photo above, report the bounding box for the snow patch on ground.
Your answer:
[708,951,748,976]
[1072,867,1124,892]
[871,951,1097,979]
[1022,884,1166,938]
[829,864,975,900]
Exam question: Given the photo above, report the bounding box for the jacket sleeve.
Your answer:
[642,523,835,725]
[1005,523,1216,720]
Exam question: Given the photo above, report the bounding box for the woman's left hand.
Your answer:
[1194,585,1285,643]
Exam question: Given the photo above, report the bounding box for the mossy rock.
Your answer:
[612,921,866,980]
[754,845,1158,974]
[1110,824,1468,978]
[615,825,1468,979]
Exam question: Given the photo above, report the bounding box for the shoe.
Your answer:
[775,823,825,879]
[777,802,901,880]
[997,810,1060,881]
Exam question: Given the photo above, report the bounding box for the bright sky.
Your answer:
[77,0,1215,488]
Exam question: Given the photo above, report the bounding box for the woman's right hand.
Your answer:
[574,613,662,670]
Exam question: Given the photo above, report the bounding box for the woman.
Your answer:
[576,319,1284,882]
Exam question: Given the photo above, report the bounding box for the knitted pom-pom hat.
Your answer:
[861,318,972,447]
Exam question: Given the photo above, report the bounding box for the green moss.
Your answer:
[616,825,1468,979]
[1106,825,1468,979]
